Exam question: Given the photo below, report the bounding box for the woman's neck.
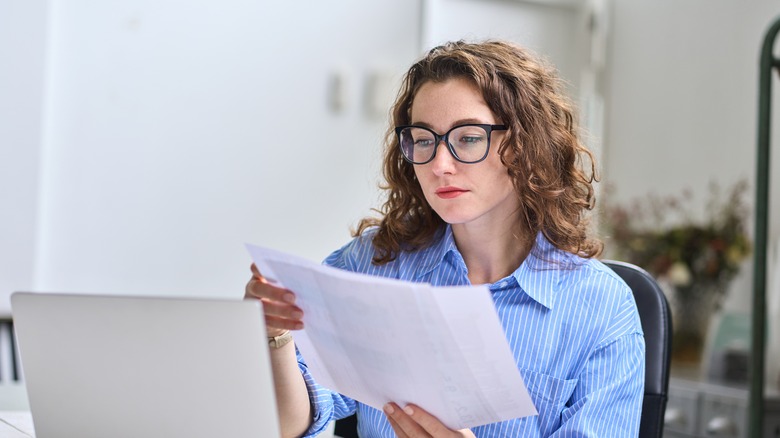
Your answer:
[451,219,534,285]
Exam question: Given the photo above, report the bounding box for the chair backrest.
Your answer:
[604,260,672,438]
[335,261,673,438]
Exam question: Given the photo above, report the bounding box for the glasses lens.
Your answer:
[399,127,437,163]
[448,125,489,163]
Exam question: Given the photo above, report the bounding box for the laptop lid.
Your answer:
[10,292,281,438]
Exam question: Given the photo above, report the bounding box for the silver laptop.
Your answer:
[11,292,281,438]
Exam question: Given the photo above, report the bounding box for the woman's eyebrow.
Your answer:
[408,118,492,130]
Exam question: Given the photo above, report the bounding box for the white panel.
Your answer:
[602,1,780,204]
[34,0,421,298]
[422,0,587,95]
[514,0,584,7]
[0,0,48,315]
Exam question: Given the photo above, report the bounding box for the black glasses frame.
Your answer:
[395,123,508,165]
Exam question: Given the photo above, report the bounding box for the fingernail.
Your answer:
[294,322,304,330]
[383,403,394,414]
[403,406,414,416]
[283,293,295,303]
[291,310,303,319]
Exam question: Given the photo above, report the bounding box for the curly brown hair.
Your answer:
[355,40,602,264]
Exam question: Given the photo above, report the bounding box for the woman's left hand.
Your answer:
[383,403,476,438]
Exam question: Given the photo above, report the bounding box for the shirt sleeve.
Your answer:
[296,346,357,437]
[552,291,646,436]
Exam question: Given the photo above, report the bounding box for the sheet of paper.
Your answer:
[246,244,537,430]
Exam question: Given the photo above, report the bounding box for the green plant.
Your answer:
[600,180,752,308]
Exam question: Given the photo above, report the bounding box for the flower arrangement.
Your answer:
[599,180,752,363]
[600,180,752,310]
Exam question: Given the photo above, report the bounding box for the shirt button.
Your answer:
[498,281,508,288]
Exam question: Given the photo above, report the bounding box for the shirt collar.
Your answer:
[512,232,574,310]
[414,225,461,278]
[414,227,577,310]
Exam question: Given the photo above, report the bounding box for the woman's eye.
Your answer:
[460,135,485,144]
[415,138,435,147]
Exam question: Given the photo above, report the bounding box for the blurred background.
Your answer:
[2,0,780,432]
[4,0,776,307]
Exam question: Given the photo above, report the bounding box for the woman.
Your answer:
[246,40,645,437]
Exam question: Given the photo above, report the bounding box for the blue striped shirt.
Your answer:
[297,226,645,437]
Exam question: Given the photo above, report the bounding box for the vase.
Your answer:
[669,282,724,366]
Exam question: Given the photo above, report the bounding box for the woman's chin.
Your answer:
[437,213,475,226]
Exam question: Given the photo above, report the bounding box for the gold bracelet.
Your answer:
[268,330,294,349]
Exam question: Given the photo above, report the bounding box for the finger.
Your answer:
[385,414,410,438]
[264,315,304,332]
[249,263,282,285]
[403,404,474,438]
[260,299,304,335]
[403,404,466,437]
[384,403,429,437]
[384,404,412,438]
[245,278,296,304]
[260,298,303,320]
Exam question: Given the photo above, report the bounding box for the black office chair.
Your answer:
[604,260,672,438]
[335,260,672,438]
[334,413,359,438]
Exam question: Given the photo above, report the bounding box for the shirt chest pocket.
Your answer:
[521,369,578,433]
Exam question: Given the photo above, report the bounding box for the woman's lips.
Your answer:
[435,186,468,199]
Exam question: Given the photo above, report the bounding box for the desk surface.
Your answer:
[0,411,348,438]
[0,411,34,437]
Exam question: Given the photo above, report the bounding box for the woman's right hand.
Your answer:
[245,263,304,337]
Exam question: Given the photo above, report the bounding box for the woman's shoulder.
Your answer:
[323,227,447,279]
[558,257,634,304]
[532,235,632,300]
[323,228,380,272]
[323,227,413,279]
[560,258,643,337]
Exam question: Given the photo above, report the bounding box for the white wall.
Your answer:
[1,0,422,312]
[423,0,588,92]
[0,0,47,315]
[604,2,780,200]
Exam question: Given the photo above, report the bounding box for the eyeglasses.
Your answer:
[395,124,507,165]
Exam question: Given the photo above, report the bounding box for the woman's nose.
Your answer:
[429,140,456,175]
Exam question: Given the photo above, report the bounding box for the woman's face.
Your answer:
[410,78,520,229]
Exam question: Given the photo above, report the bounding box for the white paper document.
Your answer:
[246,244,537,430]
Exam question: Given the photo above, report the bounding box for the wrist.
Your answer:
[266,328,287,338]
[268,330,294,349]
